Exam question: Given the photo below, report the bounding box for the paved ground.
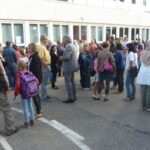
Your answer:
[0,73,150,150]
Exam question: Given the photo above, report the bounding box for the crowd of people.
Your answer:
[0,34,150,136]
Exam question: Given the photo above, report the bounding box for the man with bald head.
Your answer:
[61,35,78,103]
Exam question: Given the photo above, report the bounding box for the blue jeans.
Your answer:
[41,65,51,100]
[125,71,136,98]
[21,98,35,123]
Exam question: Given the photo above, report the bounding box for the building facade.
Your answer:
[0,0,150,46]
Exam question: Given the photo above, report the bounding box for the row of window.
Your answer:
[1,23,150,45]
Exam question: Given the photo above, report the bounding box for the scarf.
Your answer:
[140,40,150,66]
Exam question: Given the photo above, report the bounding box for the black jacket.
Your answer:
[29,52,42,84]
[50,53,59,73]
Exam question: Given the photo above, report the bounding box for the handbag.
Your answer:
[103,56,113,72]
[129,66,138,78]
[129,53,138,78]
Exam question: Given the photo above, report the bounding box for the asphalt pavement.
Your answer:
[0,73,150,150]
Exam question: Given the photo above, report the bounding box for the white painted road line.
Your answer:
[0,136,13,150]
[40,119,84,141]
[11,107,23,114]
[39,118,91,150]
[12,107,92,150]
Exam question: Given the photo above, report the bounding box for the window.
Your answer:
[131,28,135,40]
[97,27,103,41]
[81,26,87,40]
[2,23,12,43]
[132,0,136,4]
[146,29,149,40]
[14,24,24,44]
[136,28,139,39]
[106,27,111,41]
[40,24,48,36]
[125,28,129,38]
[73,26,79,40]
[142,29,146,40]
[62,25,69,38]
[143,0,146,6]
[112,27,116,38]
[91,26,96,40]
[53,25,60,42]
[120,0,124,2]
[30,24,38,43]
[119,28,123,38]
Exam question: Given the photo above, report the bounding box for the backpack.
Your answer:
[20,71,39,99]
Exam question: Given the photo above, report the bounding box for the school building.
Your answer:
[0,0,150,46]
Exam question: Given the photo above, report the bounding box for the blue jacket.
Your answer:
[115,50,125,70]
[3,47,17,65]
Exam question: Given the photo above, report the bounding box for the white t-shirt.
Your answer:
[125,52,138,70]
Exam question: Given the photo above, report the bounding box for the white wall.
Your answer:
[0,0,150,27]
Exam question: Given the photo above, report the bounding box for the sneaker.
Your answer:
[5,127,19,136]
[30,120,35,126]
[84,88,90,91]
[42,98,51,103]
[46,95,52,99]
[35,113,42,119]
[21,122,30,128]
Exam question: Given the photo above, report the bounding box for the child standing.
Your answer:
[78,45,92,90]
[14,60,35,128]
[92,52,100,100]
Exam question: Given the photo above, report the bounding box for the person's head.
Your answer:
[109,36,115,43]
[115,38,120,44]
[145,40,150,51]
[62,35,72,46]
[6,41,11,47]
[28,43,37,55]
[20,49,26,57]
[57,41,61,45]
[127,43,136,53]
[116,43,123,51]
[83,44,89,53]
[91,40,95,44]
[102,41,110,50]
[73,40,78,45]
[124,37,128,42]
[40,35,48,45]
[50,45,56,54]
[17,60,27,71]
[12,44,18,51]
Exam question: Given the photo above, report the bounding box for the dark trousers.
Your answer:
[116,69,124,92]
[33,93,41,114]
[80,68,91,88]
[51,72,57,88]
[98,72,111,95]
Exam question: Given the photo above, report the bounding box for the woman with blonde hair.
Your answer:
[137,40,150,111]
[28,43,42,118]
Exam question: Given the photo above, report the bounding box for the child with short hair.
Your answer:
[14,60,35,128]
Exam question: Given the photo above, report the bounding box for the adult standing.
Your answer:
[124,43,138,101]
[0,57,19,136]
[3,41,18,89]
[98,42,116,101]
[114,43,125,93]
[28,43,42,118]
[137,40,150,111]
[37,35,51,102]
[61,35,78,103]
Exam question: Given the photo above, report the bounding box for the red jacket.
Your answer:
[14,72,21,97]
